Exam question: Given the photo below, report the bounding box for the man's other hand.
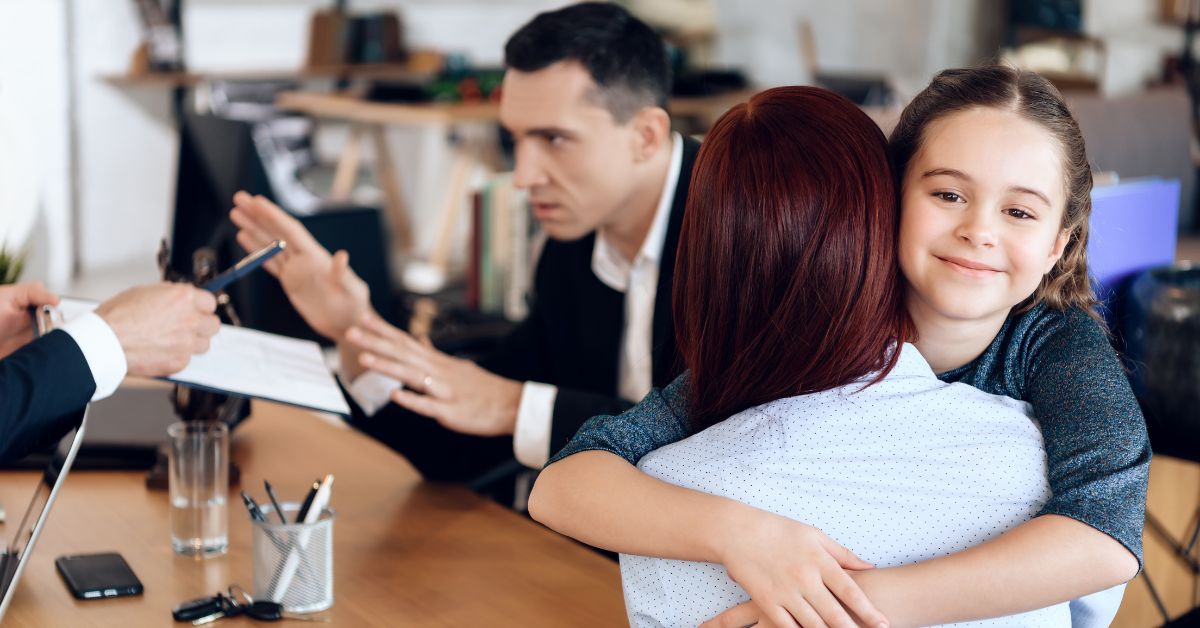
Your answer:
[346,312,524,436]
[0,282,60,359]
[229,191,371,340]
[96,283,220,377]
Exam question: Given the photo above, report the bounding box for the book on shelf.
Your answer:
[468,173,542,321]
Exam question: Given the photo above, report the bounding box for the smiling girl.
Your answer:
[528,66,1148,628]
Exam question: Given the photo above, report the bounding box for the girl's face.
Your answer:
[899,107,1071,331]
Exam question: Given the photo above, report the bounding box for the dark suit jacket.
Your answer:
[0,330,94,464]
[348,137,701,482]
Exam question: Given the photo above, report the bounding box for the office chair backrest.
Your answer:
[172,107,273,277]
[231,208,394,345]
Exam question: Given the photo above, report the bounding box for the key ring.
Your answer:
[227,584,254,607]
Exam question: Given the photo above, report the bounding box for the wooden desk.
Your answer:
[0,402,624,626]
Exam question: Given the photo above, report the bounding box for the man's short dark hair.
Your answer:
[504,2,671,122]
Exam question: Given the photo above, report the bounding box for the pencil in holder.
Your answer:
[251,502,334,613]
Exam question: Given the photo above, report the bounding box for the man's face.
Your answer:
[499,61,643,241]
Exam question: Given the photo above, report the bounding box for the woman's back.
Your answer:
[621,344,1069,627]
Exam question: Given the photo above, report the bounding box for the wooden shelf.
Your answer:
[101,63,434,88]
[276,90,500,125]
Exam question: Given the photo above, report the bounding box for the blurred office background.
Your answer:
[0,0,1195,289]
[1,1,1199,626]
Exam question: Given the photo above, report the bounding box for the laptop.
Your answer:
[0,409,89,621]
[8,386,248,470]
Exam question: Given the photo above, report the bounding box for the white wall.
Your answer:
[183,0,558,71]
[73,0,176,277]
[712,0,1004,97]
[1083,0,1183,96]
[0,0,73,288]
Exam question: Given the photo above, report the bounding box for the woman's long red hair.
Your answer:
[673,86,911,432]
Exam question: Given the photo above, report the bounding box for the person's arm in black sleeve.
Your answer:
[0,331,95,464]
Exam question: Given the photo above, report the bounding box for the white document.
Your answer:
[59,297,350,416]
[168,325,350,416]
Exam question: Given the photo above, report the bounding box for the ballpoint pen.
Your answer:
[240,491,266,523]
[263,480,288,524]
[201,240,286,293]
[295,478,321,523]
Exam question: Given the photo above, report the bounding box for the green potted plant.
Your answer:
[0,244,27,285]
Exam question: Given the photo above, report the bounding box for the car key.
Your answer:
[173,595,227,622]
[192,605,245,626]
[244,600,329,622]
[190,594,245,625]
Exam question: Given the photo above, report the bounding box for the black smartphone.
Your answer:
[54,553,144,599]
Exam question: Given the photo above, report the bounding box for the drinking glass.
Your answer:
[168,421,229,556]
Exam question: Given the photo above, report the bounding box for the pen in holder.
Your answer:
[252,503,335,613]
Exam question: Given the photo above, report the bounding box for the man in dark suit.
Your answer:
[229,2,698,481]
[0,281,219,463]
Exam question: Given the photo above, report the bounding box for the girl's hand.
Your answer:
[716,507,887,628]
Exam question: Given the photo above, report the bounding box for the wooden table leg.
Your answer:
[370,125,414,252]
[331,122,365,201]
[428,143,476,275]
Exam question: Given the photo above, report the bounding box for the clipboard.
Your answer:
[57,298,350,417]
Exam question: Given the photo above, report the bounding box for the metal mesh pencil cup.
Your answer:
[251,503,334,613]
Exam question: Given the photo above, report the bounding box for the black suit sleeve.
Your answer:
[0,330,95,464]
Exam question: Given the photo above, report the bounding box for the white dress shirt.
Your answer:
[342,133,686,469]
[621,343,1069,627]
[59,311,127,401]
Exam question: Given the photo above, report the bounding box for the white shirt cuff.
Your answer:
[60,311,128,402]
[340,366,401,417]
[513,381,557,469]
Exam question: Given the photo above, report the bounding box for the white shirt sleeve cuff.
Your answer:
[339,366,401,417]
[60,311,128,402]
[513,381,557,469]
